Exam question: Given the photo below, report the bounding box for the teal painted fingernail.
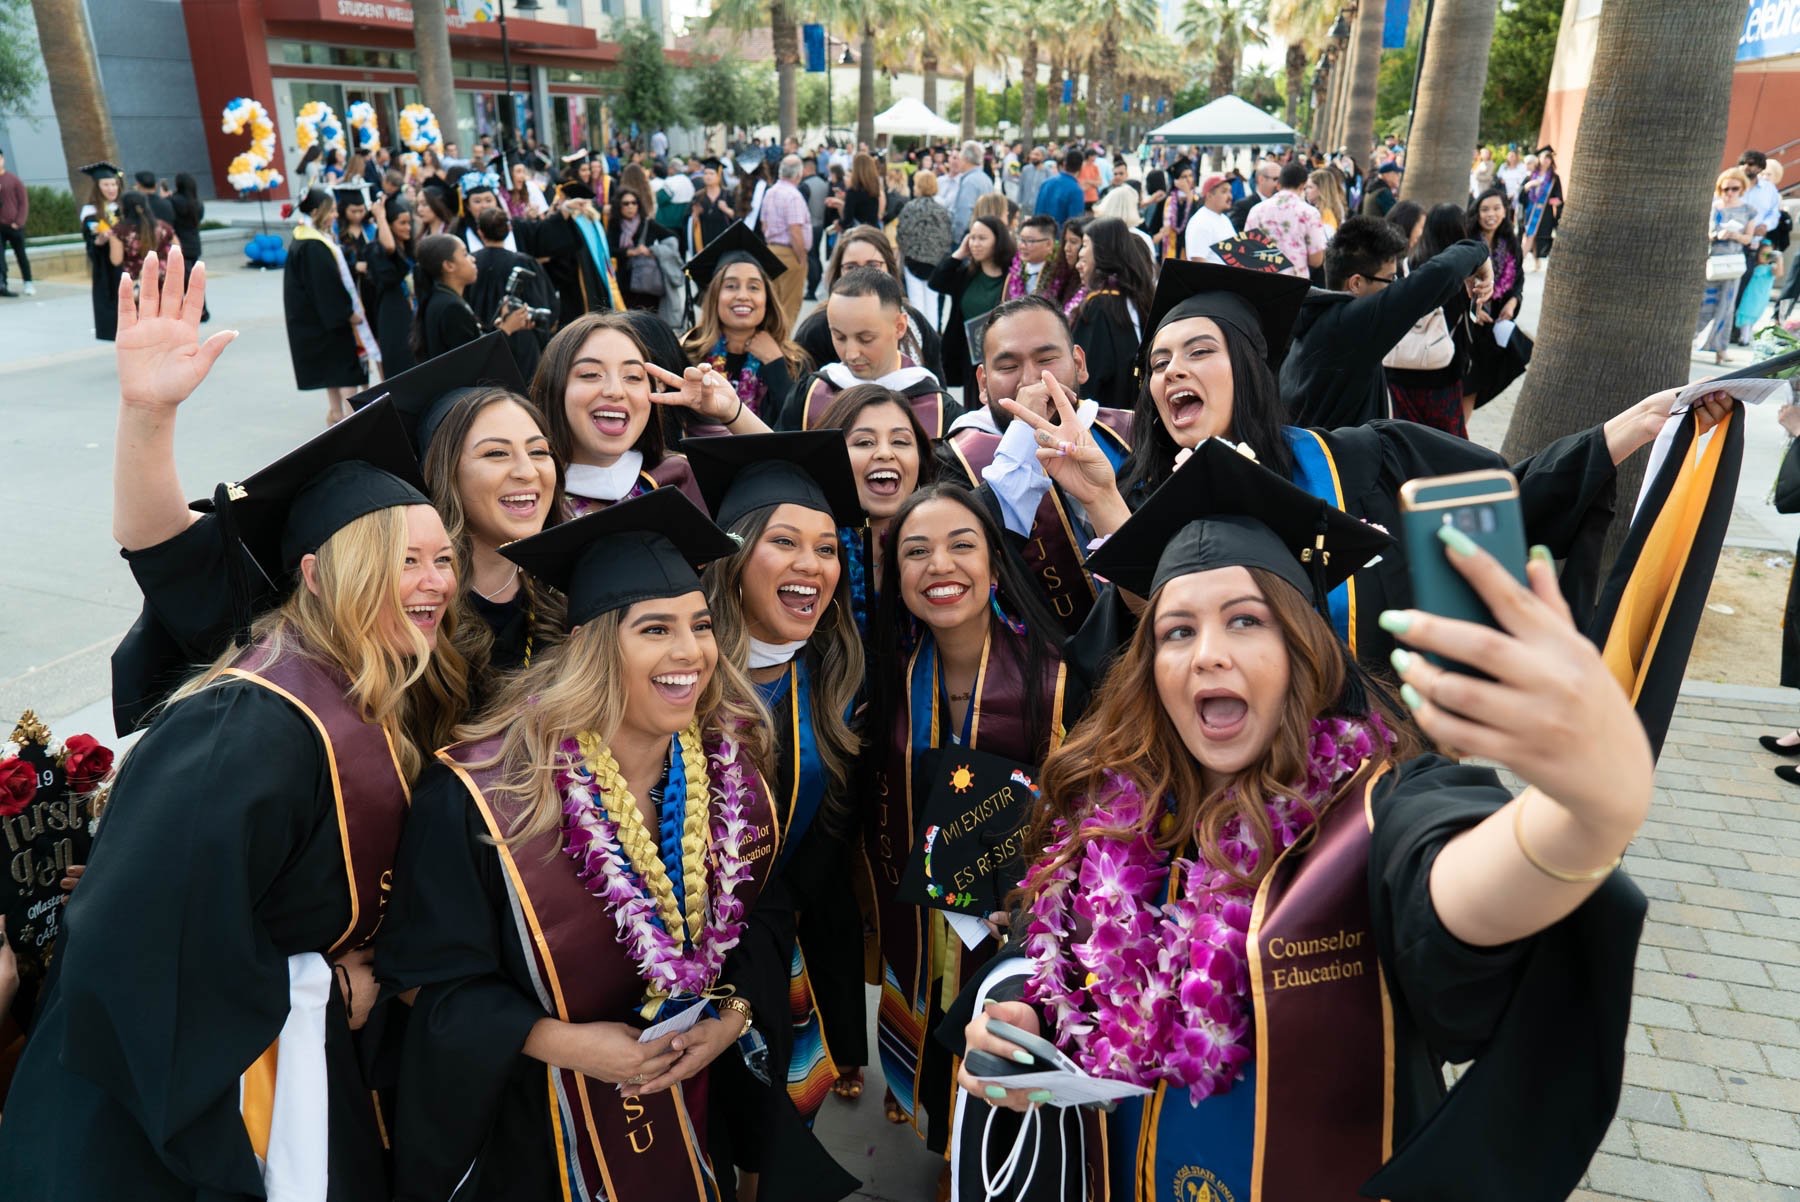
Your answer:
[1390,648,1413,674]
[1011,1049,1035,1065]
[1029,1090,1053,1104]
[1401,683,1424,710]
[1437,525,1478,556]
[1530,544,1553,567]
[985,1085,1009,1099]
[1378,609,1412,634]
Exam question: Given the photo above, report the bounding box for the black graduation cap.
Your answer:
[1141,259,1312,371]
[79,161,122,181]
[557,180,597,202]
[297,187,332,216]
[188,402,430,634]
[561,147,590,165]
[334,181,372,211]
[681,432,863,530]
[686,220,786,289]
[501,488,737,627]
[345,332,526,457]
[1085,439,1390,607]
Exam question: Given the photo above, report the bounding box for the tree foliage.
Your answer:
[797,72,890,132]
[1479,0,1560,146]
[614,20,683,133]
[686,52,776,137]
[0,0,44,117]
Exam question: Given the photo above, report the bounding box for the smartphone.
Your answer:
[1398,469,1527,672]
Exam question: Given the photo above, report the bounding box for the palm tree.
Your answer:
[1502,0,1751,569]
[411,0,460,154]
[1178,0,1269,100]
[1401,0,1500,207]
[704,0,809,142]
[30,0,120,200]
[1341,0,1384,161]
[1269,0,1336,130]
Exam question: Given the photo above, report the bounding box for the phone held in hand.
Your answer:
[1398,469,1527,673]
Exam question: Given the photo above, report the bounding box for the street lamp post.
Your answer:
[498,0,542,168]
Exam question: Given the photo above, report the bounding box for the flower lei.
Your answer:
[1021,715,1392,1106]
[557,725,757,1005]
[707,336,768,418]
[1061,284,1088,320]
[1003,253,1033,301]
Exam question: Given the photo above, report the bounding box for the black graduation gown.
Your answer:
[794,301,946,383]
[82,204,123,342]
[1776,436,1800,688]
[943,755,1644,1202]
[536,212,617,325]
[366,242,417,378]
[1076,421,1617,685]
[377,764,850,1202]
[0,683,389,1201]
[471,244,556,382]
[1070,297,1142,413]
[284,237,366,390]
[416,282,482,362]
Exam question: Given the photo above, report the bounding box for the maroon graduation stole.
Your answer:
[442,734,781,1202]
[944,406,1139,634]
[868,626,1066,1127]
[799,358,949,438]
[1094,758,1397,1199]
[568,453,709,519]
[221,639,409,955]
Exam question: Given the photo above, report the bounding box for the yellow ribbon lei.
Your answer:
[575,725,713,945]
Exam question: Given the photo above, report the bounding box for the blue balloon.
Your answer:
[245,233,288,267]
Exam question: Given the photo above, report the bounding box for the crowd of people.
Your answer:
[0,121,1761,1202]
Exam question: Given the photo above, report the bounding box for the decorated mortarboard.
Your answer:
[345,331,527,457]
[79,161,122,181]
[897,746,1042,916]
[333,181,373,210]
[1140,259,1311,373]
[681,431,863,530]
[733,146,767,175]
[1208,232,1294,277]
[459,169,502,197]
[500,488,737,628]
[189,401,429,600]
[1085,438,1390,609]
[561,147,591,165]
[685,220,787,289]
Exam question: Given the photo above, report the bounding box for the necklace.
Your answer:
[1021,714,1392,1105]
[474,565,520,602]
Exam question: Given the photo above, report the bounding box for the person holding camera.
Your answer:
[469,206,557,379]
[410,232,533,365]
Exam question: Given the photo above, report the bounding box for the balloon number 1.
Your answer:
[221,97,283,194]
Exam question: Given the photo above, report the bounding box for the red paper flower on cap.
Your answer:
[0,756,37,817]
[62,734,114,793]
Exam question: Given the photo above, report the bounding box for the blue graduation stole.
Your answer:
[757,660,826,865]
[1282,427,1354,648]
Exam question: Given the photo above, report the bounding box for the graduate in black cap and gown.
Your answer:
[682,433,874,1177]
[536,179,625,324]
[679,221,813,436]
[286,186,380,423]
[367,191,419,376]
[0,282,470,1197]
[78,161,126,340]
[948,440,1648,1202]
[378,490,854,1202]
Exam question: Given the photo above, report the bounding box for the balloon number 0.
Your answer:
[220,97,283,194]
[347,101,382,155]
[296,101,346,158]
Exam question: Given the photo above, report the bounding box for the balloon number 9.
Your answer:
[221,97,284,194]
[296,101,346,158]
[347,101,382,156]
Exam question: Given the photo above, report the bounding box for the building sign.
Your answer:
[1740,0,1800,62]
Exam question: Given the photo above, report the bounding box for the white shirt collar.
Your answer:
[565,450,645,504]
[820,361,937,393]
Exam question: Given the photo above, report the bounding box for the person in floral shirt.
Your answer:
[1245,160,1328,279]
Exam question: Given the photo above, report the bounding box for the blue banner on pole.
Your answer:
[1157,96,1166,114]
[1381,1,1409,49]
[803,24,826,73]
[1122,92,1132,112]
[1062,77,1075,104]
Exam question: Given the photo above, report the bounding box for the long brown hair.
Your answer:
[1021,569,1419,899]
[679,259,810,376]
[419,387,570,675]
[849,152,882,199]
[531,312,671,467]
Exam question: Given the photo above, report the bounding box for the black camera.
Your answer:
[501,264,554,329]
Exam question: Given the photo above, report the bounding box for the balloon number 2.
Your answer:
[221,97,283,194]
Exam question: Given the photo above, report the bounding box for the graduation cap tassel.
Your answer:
[215,482,258,649]
[1304,513,1332,624]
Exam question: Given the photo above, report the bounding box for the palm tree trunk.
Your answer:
[1284,42,1307,129]
[1502,0,1751,573]
[1047,57,1064,141]
[858,24,877,148]
[1020,37,1039,146]
[1343,0,1386,162]
[772,0,799,143]
[1402,0,1499,207]
[1329,25,1357,150]
[923,52,940,115]
[1092,25,1119,147]
[30,0,120,200]
[411,0,460,155]
[961,66,978,142]
[1212,29,1239,99]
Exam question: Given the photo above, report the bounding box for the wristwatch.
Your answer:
[719,996,754,1036]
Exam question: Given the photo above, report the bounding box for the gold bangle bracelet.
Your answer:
[1512,795,1622,884]
[719,996,754,1035]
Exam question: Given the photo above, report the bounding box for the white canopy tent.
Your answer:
[873,97,960,139]
[1145,95,1298,146]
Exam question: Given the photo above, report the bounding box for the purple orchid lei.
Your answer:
[707,336,768,418]
[1021,714,1392,1106]
[556,732,757,1000]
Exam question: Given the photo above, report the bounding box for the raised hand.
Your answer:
[998,370,1130,535]
[116,247,238,412]
[1602,386,1734,465]
[645,362,768,432]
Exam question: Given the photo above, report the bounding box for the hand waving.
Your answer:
[998,371,1132,537]
[117,247,237,412]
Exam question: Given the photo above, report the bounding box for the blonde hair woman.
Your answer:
[1306,167,1348,230]
[1698,165,1757,364]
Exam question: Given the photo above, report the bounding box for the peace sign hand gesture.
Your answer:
[998,370,1131,536]
[645,362,770,432]
[116,246,238,413]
